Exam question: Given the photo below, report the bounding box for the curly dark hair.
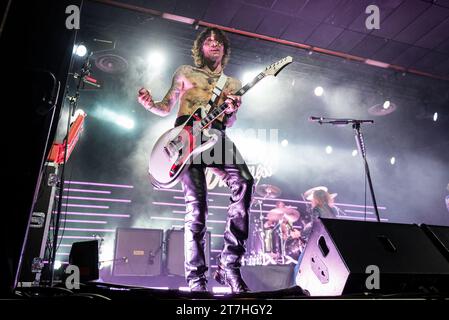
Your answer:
[191,27,231,68]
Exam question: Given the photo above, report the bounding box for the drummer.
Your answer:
[305,187,339,220]
[293,186,338,281]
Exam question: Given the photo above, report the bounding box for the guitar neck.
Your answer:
[199,72,266,129]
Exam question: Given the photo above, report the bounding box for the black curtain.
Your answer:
[0,0,82,295]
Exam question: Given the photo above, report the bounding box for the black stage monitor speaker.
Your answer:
[241,265,295,292]
[113,228,163,276]
[296,218,449,296]
[421,224,449,262]
[166,229,211,277]
[69,240,99,282]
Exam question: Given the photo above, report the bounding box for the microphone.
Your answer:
[308,116,323,122]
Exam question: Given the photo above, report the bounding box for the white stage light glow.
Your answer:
[314,86,324,96]
[74,44,87,57]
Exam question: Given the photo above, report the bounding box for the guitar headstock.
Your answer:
[263,56,293,77]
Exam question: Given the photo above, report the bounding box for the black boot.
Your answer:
[189,278,208,292]
[213,264,250,293]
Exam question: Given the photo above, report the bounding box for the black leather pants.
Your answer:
[181,133,254,284]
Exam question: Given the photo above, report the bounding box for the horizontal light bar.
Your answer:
[53,211,130,218]
[152,202,186,207]
[60,219,107,224]
[58,195,131,203]
[150,217,184,221]
[207,220,226,224]
[64,188,111,194]
[344,210,374,215]
[212,287,232,294]
[341,216,389,222]
[62,204,109,209]
[52,227,115,232]
[66,180,134,188]
[57,235,96,239]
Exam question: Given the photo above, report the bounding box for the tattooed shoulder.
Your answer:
[174,65,193,77]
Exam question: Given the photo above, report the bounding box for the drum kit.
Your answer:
[244,184,342,266]
[244,184,313,266]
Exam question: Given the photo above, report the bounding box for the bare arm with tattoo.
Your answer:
[137,65,188,117]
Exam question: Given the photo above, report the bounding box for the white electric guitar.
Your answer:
[148,56,293,188]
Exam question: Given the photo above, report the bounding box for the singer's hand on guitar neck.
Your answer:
[138,87,155,110]
[224,94,241,114]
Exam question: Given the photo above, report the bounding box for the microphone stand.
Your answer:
[310,117,381,222]
[352,121,380,222]
[49,52,93,285]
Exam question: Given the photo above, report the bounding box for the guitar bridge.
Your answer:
[164,138,181,158]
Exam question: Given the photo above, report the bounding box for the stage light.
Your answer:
[98,108,135,130]
[147,51,165,68]
[383,100,391,109]
[314,86,324,96]
[433,112,438,122]
[54,260,62,270]
[390,156,396,165]
[325,145,333,154]
[352,149,358,157]
[115,115,135,129]
[74,44,87,57]
[212,287,232,294]
[281,139,288,147]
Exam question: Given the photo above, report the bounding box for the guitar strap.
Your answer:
[204,73,228,114]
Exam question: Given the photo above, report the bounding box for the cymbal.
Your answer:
[303,186,328,199]
[255,184,281,198]
[283,207,300,223]
[266,207,300,223]
[303,186,337,201]
[266,208,284,221]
